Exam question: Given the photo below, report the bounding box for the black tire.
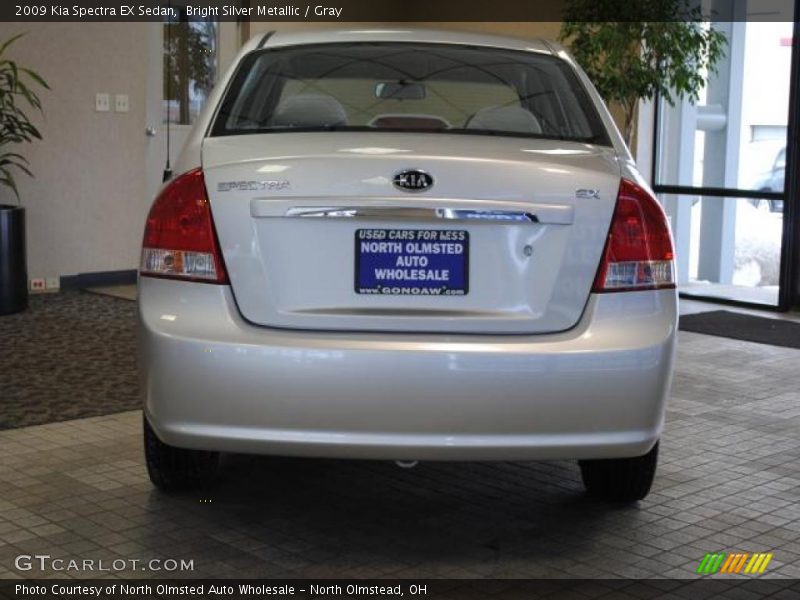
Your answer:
[143,416,220,491]
[579,442,658,503]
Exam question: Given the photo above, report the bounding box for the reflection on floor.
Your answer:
[679,297,800,322]
[681,282,779,307]
[1,331,800,579]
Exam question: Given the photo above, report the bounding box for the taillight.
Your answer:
[140,168,228,283]
[592,179,675,292]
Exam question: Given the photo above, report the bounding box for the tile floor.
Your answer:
[1,327,800,579]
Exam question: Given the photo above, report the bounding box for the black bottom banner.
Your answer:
[1,579,799,600]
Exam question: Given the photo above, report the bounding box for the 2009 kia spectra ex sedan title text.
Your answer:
[138,29,677,502]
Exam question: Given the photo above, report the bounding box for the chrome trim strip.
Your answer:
[285,206,540,223]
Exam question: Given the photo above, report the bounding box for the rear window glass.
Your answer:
[211,42,610,145]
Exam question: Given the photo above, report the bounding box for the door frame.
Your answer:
[649,6,800,311]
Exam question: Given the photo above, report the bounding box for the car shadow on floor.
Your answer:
[142,454,647,576]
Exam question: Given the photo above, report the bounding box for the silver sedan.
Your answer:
[139,29,677,502]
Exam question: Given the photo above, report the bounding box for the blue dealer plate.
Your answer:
[355,229,469,296]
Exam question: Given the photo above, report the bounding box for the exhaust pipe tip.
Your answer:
[394,460,419,469]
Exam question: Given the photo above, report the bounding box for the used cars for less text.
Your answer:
[139,29,677,502]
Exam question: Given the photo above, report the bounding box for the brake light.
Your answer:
[592,179,675,292]
[140,168,228,283]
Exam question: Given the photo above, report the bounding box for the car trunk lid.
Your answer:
[202,132,621,334]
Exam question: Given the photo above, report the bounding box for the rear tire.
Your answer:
[143,416,219,491]
[579,442,658,503]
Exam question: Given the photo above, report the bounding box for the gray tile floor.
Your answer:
[2,331,800,580]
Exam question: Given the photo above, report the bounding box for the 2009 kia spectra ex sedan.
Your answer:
[138,29,677,502]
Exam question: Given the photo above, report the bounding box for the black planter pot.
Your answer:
[0,204,27,315]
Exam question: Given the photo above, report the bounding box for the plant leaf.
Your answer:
[0,33,26,57]
[20,67,48,89]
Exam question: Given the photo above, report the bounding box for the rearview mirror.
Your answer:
[375,81,426,100]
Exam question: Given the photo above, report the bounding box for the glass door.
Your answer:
[652,11,793,308]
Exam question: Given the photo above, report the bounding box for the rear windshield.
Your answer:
[211,42,610,145]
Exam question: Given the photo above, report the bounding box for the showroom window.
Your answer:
[651,5,797,308]
[163,9,217,125]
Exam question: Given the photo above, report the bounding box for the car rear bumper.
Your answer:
[139,277,677,461]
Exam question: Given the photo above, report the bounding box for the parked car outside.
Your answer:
[750,147,785,212]
[139,29,677,503]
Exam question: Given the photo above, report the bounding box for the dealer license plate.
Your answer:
[355,229,469,296]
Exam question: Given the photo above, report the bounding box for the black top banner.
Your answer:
[2,0,797,22]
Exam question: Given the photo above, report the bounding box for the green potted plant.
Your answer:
[559,0,727,146]
[0,33,48,315]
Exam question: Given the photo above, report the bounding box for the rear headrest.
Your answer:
[465,105,543,135]
[271,94,347,128]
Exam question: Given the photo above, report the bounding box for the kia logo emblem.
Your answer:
[393,169,433,193]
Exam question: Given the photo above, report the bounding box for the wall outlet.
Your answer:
[46,277,60,291]
[114,93,129,113]
[95,92,110,112]
[30,278,46,292]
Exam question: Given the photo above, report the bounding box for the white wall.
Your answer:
[0,23,150,280]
